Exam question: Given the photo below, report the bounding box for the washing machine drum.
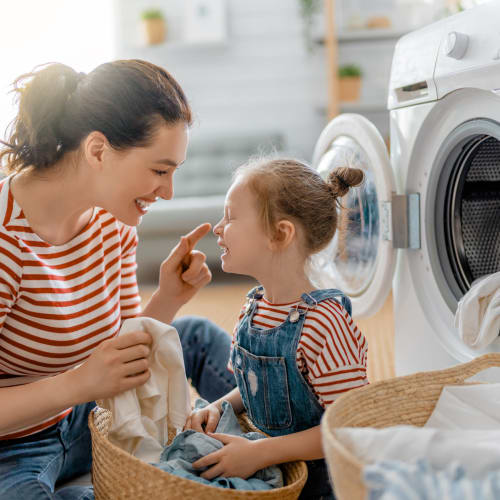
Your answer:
[437,121,500,301]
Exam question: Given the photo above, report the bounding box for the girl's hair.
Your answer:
[235,157,364,255]
[0,59,192,173]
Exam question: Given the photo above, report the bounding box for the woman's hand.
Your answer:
[158,223,212,310]
[72,330,152,402]
[192,434,264,479]
[184,403,221,433]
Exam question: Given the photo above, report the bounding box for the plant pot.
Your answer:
[142,18,166,45]
[338,76,361,102]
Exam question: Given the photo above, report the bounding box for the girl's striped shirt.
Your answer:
[0,175,141,439]
[229,295,368,408]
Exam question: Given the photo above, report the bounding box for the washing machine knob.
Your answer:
[444,31,469,59]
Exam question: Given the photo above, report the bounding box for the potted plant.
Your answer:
[298,0,321,52]
[141,8,166,46]
[338,64,362,102]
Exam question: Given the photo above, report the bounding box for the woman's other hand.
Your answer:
[184,402,221,433]
[72,330,152,402]
[159,223,212,308]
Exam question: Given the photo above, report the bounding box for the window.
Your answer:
[0,0,115,142]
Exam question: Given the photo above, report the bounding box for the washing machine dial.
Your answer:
[444,31,469,59]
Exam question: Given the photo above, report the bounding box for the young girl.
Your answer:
[185,158,368,499]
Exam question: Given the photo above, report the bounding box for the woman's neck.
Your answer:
[10,163,95,246]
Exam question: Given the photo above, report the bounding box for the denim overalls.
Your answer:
[230,286,352,500]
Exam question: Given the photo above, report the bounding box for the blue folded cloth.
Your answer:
[151,398,283,490]
[364,459,500,500]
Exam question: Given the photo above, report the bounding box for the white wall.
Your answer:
[113,0,328,161]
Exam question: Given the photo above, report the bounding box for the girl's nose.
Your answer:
[213,219,223,235]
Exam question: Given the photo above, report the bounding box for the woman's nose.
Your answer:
[155,179,173,200]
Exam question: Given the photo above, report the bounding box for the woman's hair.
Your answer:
[0,59,192,173]
[234,157,364,255]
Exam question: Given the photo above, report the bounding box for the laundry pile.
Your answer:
[455,271,500,349]
[99,317,282,491]
[334,383,500,499]
[152,399,283,490]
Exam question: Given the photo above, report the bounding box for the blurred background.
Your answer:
[0,0,486,299]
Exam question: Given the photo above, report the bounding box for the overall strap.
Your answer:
[302,288,352,317]
[246,285,264,300]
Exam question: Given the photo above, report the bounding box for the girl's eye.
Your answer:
[153,169,168,176]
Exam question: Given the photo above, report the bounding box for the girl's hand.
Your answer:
[184,403,221,433]
[72,330,152,402]
[158,223,212,309]
[192,434,264,479]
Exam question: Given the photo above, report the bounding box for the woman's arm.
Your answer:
[0,330,151,435]
[141,224,212,324]
[193,425,323,479]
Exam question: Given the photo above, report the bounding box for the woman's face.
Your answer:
[98,121,188,226]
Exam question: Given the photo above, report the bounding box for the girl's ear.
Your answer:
[270,219,296,250]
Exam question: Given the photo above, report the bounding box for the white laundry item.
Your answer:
[99,317,191,463]
[455,271,500,349]
[424,383,500,430]
[334,426,500,479]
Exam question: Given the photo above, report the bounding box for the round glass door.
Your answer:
[311,113,395,318]
[316,136,379,296]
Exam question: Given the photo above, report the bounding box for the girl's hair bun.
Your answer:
[327,166,364,197]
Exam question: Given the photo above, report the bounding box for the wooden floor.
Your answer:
[139,277,395,383]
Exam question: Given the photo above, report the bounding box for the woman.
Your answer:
[0,60,235,499]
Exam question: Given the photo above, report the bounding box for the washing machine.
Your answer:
[311,1,500,375]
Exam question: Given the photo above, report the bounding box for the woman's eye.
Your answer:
[153,169,168,176]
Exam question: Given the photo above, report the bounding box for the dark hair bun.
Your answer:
[327,166,364,197]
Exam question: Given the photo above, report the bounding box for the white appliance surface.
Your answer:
[312,1,500,377]
[390,1,500,374]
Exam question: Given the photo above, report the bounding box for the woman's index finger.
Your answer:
[184,223,211,251]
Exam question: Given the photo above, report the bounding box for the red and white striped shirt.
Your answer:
[229,295,368,408]
[0,175,141,439]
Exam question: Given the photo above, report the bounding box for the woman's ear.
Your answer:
[82,131,110,170]
[270,219,296,250]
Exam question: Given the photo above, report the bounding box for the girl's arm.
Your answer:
[193,425,323,479]
[255,425,323,465]
[185,387,244,433]
[213,386,245,414]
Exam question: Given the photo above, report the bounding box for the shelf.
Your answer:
[315,28,409,45]
[316,102,388,115]
[339,101,387,112]
[133,40,228,51]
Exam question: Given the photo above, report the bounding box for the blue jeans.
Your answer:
[0,316,235,499]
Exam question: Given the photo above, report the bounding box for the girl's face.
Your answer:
[97,121,188,226]
[213,176,272,276]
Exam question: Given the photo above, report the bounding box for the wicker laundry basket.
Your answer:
[321,353,500,500]
[89,407,307,499]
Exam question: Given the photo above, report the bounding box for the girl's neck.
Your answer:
[257,264,315,304]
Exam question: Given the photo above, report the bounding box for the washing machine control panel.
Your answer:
[444,31,469,59]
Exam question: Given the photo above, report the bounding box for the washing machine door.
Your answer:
[311,113,396,318]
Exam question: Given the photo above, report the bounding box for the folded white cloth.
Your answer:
[425,383,500,430]
[99,317,191,462]
[335,426,500,479]
[455,272,500,349]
